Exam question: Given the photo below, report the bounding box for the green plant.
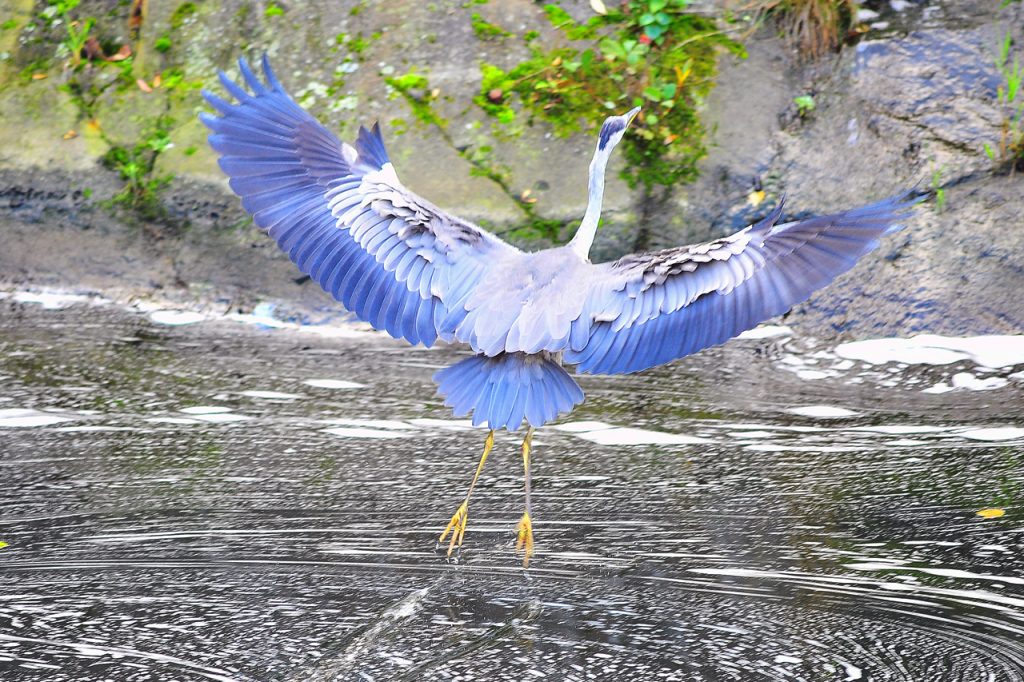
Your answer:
[170,2,197,29]
[750,0,856,59]
[27,1,204,221]
[794,93,815,117]
[40,0,94,65]
[102,115,175,217]
[482,2,744,245]
[386,68,572,241]
[387,2,743,247]
[470,12,511,39]
[984,31,1024,171]
[930,167,945,213]
[265,3,284,18]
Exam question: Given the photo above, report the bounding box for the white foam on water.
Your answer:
[745,443,861,453]
[191,413,252,423]
[304,379,365,389]
[737,325,793,340]
[406,418,475,430]
[8,286,376,342]
[317,418,414,430]
[923,373,1010,393]
[570,426,709,446]
[145,417,201,425]
[0,409,75,428]
[149,310,207,326]
[716,422,827,433]
[240,390,302,400]
[551,421,616,433]
[841,661,863,681]
[958,427,1024,442]
[226,303,371,339]
[789,406,859,418]
[950,372,1008,391]
[836,334,1024,368]
[728,430,776,439]
[179,406,233,415]
[845,563,1024,585]
[848,425,949,435]
[9,291,106,309]
[323,426,408,439]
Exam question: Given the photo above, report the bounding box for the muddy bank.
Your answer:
[1,0,1022,337]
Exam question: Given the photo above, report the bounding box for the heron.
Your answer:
[202,57,917,567]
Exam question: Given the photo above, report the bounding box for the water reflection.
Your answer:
[0,297,1022,680]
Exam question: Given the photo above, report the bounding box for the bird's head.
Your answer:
[596,106,641,155]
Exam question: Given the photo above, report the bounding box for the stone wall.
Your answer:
[1,0,1021,336]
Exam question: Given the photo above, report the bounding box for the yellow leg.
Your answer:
[515,427,536,567]
[439,430,494,557]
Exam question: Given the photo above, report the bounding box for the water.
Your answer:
[1,296,1023,681]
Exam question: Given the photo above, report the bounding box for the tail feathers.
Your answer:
[434,353,584,431]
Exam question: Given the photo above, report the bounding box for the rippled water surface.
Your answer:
[1,297,1023,681]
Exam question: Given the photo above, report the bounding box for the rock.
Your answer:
[0,0,1022,340]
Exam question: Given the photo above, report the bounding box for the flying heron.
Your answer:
[202,57,917,567]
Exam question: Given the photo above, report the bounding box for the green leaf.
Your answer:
[645,24,665,41]
[543,4,573,28]
[794,94,815,115]
[984,142,995,160]
[599,37,625,59]
[643,86,664,101]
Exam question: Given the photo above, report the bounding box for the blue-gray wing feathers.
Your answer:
[203,55,917,431]
[566,192,919,374]
[201,56,515,348]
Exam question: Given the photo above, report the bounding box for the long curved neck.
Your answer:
[568,148,610,260]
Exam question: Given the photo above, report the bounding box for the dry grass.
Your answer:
[750,0,858,59]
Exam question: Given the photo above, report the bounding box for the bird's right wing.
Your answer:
[200,57,518,347]
[565,192,919,374]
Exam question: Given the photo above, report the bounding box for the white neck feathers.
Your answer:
[568,149,610,260]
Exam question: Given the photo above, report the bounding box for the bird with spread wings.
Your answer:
[202,57,917,567]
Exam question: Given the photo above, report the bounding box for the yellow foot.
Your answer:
[515,512,534,568]
[439,501,469,558]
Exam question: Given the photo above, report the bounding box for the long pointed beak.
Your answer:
[625,106,641,126]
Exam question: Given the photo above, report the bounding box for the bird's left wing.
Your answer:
[200,56,518,346]
[565,192,919,374]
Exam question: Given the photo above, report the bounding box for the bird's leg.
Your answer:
[515,427,536,567]
[439,429,494,558]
